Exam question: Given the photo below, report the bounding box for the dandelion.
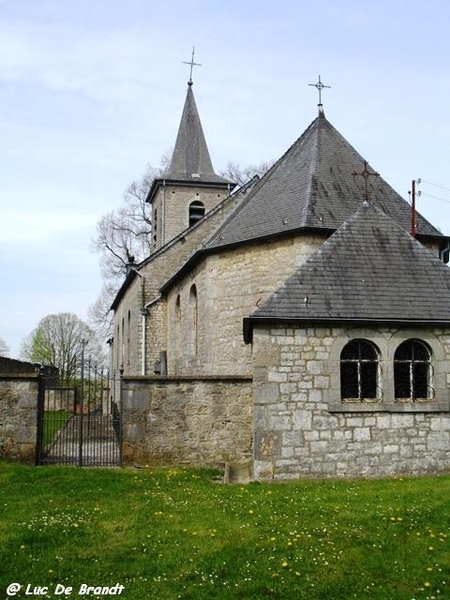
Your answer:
[281,560,288,568]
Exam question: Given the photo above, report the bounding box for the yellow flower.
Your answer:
[281,560,288,568]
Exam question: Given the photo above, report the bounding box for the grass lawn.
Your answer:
[43,411,73,448]
[0,462,449,600]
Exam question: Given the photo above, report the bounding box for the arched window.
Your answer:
[188,284,198,355]
[394,339,433,402]
[189,201,205,227]
[175,294,181,322]
[340,339,381,401]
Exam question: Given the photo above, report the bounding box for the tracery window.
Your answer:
[189,201,205,227]
[340,339,381,401]
[394,339,433,402]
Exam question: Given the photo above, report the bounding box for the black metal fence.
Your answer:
[36,363,122,467]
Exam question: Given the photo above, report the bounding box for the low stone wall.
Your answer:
[253,326,450,480]
[0,374,38,462]
[122,375,253,468]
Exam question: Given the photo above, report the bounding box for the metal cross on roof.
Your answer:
[183,46,202,86]
[352,161,380,202]
[309,75,331,107]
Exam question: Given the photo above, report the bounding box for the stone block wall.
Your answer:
[112,184,249,378]
[252,325,450,480]
[167,234,326,376]
[121,375,252,467]
[0,375,38,462]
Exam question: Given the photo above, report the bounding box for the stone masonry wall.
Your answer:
[112,185,250,378]
[253,325,450,480]
[152,183,230,252]
[167,234,326,376]
[122,376,252,468]
[0,375,37,462]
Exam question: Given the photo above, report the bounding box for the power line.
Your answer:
[420,191,450,205]
[418,178,450,195]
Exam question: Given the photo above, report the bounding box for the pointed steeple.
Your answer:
[166,84,229,184]
[146,82,232,252]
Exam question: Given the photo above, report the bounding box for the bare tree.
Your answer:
[89,155,272,337]
[220,160,274,187]
[20,313,105,385]
[91,164,156,282]
[0,336,9,357]
[89,158,171,336]
[88,282,118,341]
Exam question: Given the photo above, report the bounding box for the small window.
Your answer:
[175,295,181,322]
[340,339,381,401]
[188,285,198,355]
[394,339,433,402]
[189,201,205,227]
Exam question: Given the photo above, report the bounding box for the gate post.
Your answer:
[119,364,124,466]
[78,339,88,466]
[35,365,46,466]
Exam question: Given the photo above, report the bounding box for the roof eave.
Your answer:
[243,316,450,344]
[110,270,137,311]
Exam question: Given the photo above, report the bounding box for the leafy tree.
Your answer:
[20,313,105,385]
[0,336,9,357]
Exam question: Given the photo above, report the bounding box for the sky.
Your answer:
[2,0,450,358]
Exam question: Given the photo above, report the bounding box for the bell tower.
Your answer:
[147,75,232,252]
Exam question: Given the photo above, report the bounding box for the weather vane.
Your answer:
[183,46,202,86]
[309,75,331,107]
[352,161,380,202]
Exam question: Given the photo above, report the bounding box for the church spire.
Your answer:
[166,83,221,181]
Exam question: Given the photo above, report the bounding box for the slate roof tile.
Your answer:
[208,112,443,249]
[250,202,450,324]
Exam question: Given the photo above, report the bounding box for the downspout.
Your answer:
[161,180,166,247]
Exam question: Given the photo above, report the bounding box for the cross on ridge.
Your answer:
[309,75,331,107]
[352,161,380,202]
[183,46,202,86]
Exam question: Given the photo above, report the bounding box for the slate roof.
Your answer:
[245,202,450,336]
[147,84,230,205]
[208,111,443,250]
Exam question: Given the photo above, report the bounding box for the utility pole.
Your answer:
[410,180,417,238]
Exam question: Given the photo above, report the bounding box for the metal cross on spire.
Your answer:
[309,75,331,109]
[183,46,202,86]
[352,161,380,202]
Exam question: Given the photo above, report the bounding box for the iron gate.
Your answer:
[36,363,122,467]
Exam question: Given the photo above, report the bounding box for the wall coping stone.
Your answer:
[123,375,253,383]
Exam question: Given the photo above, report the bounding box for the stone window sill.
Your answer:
[329,402,449,413]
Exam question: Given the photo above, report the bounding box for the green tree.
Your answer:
[20,313,105,385]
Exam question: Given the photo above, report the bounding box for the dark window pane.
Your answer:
[395,342,412,361]
[414,363,429,398]
[395,363,411,398]
[341,362,358,398]
[360,341,377,360]
[361,362,377,398]
[413,341,430,361]
[341,343,359,360]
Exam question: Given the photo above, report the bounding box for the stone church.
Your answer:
[110,79,450,479]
